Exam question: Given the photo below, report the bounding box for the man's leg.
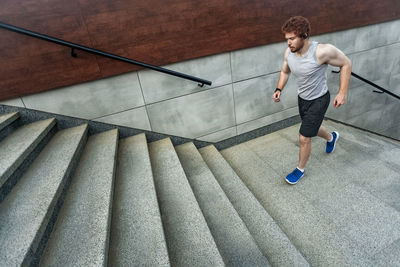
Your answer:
[298,133,311,169]
[286,133,309,184]
[317,125,332,141]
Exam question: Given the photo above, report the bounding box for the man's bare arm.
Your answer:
[277,48,291,89]
[273,48,291,102]
[317,44,352,108]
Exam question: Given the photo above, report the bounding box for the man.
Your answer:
[272,16,351,185]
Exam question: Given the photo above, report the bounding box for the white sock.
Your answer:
[328,133,333,142]
[297,167,305,173]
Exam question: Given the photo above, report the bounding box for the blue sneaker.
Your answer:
[285,168,305,185]
[326,131,339,154]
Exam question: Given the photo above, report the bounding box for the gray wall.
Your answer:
[323,20,400,140]
[2,19,399,141]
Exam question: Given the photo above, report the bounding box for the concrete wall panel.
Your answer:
[389,73,400,95]
[346,108,386,133]
[347,80,389,117]
[231,42,286,82]
[379,99,400,135]
[0,98,25,108]
[196,126,237,143]
[138,53,231,104]
[233,73,298,124]
[237,107,298,135]
[233,74,281,124]
[147,85,235,138]
[315,29,358,55]
[354,20,400,52]
[22,72,144,119]
[94,106,151,131]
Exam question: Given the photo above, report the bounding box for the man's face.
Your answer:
[285,32,304,53]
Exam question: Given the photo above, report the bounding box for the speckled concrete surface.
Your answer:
[176,142,270,267]
[0,111,19,131]
[199,144,310,267]
[40,129,118,266]
[221,120,400,266]
[0,118,56,188]
[0,124,88,266]
[109,133,170,266]
[149,138,224,267]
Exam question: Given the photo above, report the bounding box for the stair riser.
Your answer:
[108,135,170,266]
[0,126,57,203]
[0,105,211,148]
[199,145,310,267]
[0,125,89,267]
[29,129,88,266]
[39,129,118,266]
[149,139,225,267]
[0,115,22,142]
[176,143,271,267]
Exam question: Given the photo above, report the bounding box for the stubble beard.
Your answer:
[290,42,304,53]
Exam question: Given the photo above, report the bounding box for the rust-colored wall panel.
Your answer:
[1,0,399,100]
[0,50,101,98]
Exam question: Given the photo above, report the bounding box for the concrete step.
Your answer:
[0,111,19,131]
[325,119,400,145]
[199,144,309,267]
[221,126,400,266]
[175,142,270,267]
[252,119,400,212]
[148,138,224,267]
[221,138,374,266]
[40,129,119,266]
[0,124,88,267]
[0,118,56,190]
[109,133,170,267]
[323,119,400,162]
[308,120,400,265]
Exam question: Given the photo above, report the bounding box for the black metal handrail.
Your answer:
[332,70,400,100]
[0,21,212,87]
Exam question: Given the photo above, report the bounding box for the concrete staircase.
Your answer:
[1,110,400,266]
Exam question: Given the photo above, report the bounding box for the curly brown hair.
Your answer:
[281,16,311,38]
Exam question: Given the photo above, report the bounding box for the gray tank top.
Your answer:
[287,41,328,100]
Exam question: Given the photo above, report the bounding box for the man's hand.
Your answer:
[272,90,281,102]
[333,93,346,108]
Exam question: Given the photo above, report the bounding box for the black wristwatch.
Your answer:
[275,88,282,93]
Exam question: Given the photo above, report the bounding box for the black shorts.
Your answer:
[298,91,330,137]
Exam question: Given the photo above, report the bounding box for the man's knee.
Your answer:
[299,134,311,145]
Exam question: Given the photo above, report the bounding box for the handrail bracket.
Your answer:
[332,69,400,100]
[0,21,212,86]
[71,48,77,58]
